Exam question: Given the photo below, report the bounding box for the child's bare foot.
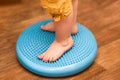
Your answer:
[38,37,74,62]
[41,22,55,32]
[41,22,78,34]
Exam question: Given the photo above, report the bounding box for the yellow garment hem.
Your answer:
[41,0,73,21]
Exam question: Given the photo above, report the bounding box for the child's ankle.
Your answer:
[55,36,74,46]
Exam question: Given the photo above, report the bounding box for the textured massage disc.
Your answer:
[16,20,98,77]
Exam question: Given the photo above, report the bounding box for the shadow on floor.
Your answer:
[0,0,22,6]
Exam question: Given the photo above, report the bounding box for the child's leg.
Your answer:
[40,0,78,34]
[38,11,74,62]
[72,0,78,34]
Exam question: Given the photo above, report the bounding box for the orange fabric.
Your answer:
[41,0,72,21]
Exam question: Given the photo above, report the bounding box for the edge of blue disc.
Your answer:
[16,20,98,77]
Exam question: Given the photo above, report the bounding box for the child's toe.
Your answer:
[43,55,49,62]
[38,53,45,59]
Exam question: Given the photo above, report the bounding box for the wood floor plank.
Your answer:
[89,63,120,80]
[95,39,120,69]
[0,60,105,80]
[77,0,120,47]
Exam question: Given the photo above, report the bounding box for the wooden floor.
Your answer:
[0,0,120,80]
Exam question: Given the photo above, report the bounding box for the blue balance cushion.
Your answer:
[16,20,98,77]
